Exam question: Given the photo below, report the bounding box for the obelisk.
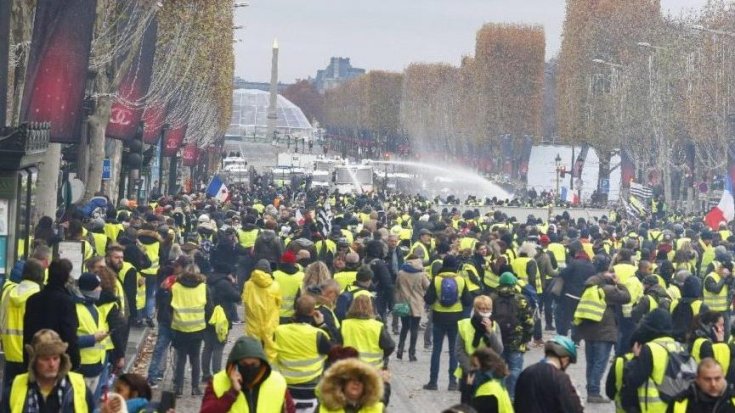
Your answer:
[266,38,278,142]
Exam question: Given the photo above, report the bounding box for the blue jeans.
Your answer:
[429,321,458,385]
[502,350,524,399]
[585,340,613,396]
[144,275,157,320]
[147,324,173,381]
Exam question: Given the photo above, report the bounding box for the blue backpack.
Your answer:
[439,277,459,307]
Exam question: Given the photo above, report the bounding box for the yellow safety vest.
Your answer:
[721,230,732,241]
[90,232,108,257]
[409,241,430,265]
[273,270,305,318]
[622,276,643,318]
[672,397,735,413]
[460,263,481,293]
[704,272,730,312]
[237,228,260,249]
[1,282,40,362]
[118,261,145,311]
[103,223,124,244]
[613,263,637,283]
[574,285,606,325]
[547,243,567,268]
[97,300,120,351]
[431,273,466,313]
[511,256,531,282]
[76,302,113,366]
[211,369,287,413]
[700,242,715,275]
[638,337,684,413]
[691,338,731,373]
[334,271,357,292]
[613,353,634,413]
[675,237,691,251]
[483,265,500,290]
[398,227,412,241]
[171,282,207,332]
[10,372,88,413]
[315,239,337,257]
[274,323,326,384]
[341,318,384,368]
[473,379,514,412]
[139,241,160,276]
[459,237,477,252]
[454,318,499,378]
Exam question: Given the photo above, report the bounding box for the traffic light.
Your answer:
[122,122,144,170]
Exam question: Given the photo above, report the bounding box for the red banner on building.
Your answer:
[141,103,166,144]
[106,19,158,141]
[21,0,97,143]
[164,124,186,156]
[182,144,198,166]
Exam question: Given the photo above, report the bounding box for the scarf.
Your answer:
[26,377,71,413]
[470,315,490,348]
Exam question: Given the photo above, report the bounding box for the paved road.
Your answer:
[138,309,616,413]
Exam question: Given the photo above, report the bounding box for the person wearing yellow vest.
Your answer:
[468,347,513,413]
[334,252,361,291]
[698,231,716,277]
[170,270,212,397]
[200,336,289,413]
[513,335,583,412]
[75,272,116,400]
[67,220,95,263]
[106,245,140,327]
[409,229,433,267]
[316,358,385,413]
[606,352,635,413]
[574,271,631,404]
[689,311,735,384]
[456,295,504,404]
[243,259,282,363]
[274,250,306,324]
[137,224,163,327]
[704,261,734,313]
[632,275,674,324]
[423,255,472,392]
[619,308,686,413]
[666,358,735,413]
[613,249,638,283]
[0,259,44,390]
[341,295,395,369]
[1,329,94,413]
[274,295,333,411]
[236,215,261,250]
[536,235,559,332]
[86,218,109,257]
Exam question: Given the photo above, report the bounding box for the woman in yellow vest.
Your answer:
[468,347,513,413]
[94,266,127,375]
[316,358,385,413]
[456,295,504,404]
[688,311,735,384]
[341,295,395,369]
[169,269,211,397]
[273,250,305,324]
[200,336,288,413]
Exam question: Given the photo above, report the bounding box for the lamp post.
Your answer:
[555,153,562,203]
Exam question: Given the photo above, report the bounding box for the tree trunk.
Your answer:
[34,143,61,222]
[83,90,112,202]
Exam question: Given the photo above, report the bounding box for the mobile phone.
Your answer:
[158,391,175,413]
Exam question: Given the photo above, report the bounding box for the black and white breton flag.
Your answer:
[630,182,653,200]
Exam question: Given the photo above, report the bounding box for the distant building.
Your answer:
[233,76,290,93]
[314,57,365,93]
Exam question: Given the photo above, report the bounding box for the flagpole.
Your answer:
[0,0,10,127]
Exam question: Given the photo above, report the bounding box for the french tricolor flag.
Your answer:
[206,175,230,203]
[705,174,735,230]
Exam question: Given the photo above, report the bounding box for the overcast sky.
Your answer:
[234,0,708,83]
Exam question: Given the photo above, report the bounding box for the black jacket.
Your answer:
[513,361,584,413]
[23,284,80,369]
[560,255,596,298]
[666,383,735,413]
[207,271,241,328]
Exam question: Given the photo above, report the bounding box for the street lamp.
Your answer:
[555,153,562,203]
[234,2,249,7]
[232,25,245,30]
[592,58,624,68]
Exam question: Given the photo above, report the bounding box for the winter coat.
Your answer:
[394,259,430,317]
[560,254,597,298]
[243,269,282,362]
[23,284,80,369]
[253,230,283,264]
[207,271,241,328]
[316,359,384,412]
[575,274,631,343]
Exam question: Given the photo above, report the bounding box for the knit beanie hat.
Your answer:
[227,336,267,365]
[78,272,101,292]
[633,308,672,344]
[281,250,297,265]
[254,259,272,273]
[441,255,459,272]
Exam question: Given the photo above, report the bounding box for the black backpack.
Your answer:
[647,342,696,403]
[493,295,520,346]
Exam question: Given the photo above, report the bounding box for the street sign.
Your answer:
[102,158,111,180]
[600,178,610,194]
